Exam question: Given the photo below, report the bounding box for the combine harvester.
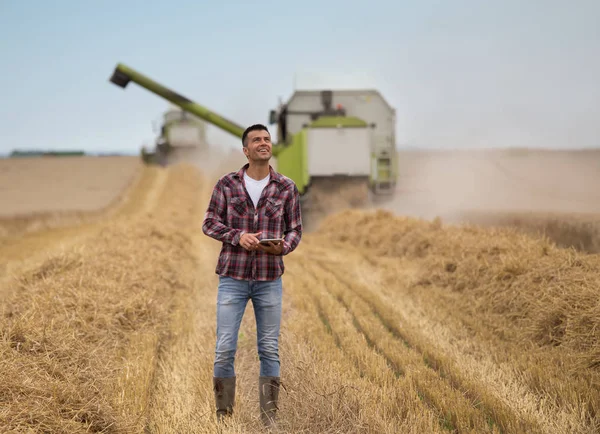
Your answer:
[108,63,398,218]
[142,105,209,166]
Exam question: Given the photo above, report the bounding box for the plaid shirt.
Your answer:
[202,164,303,281]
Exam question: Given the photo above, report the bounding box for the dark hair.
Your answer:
[242,124,270,147]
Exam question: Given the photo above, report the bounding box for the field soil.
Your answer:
[0,155,141,237]
[0,148,598,433]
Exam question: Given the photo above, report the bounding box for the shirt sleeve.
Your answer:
[202,180,243,245]
[281,183,303,255]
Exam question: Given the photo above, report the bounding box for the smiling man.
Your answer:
[202,123,302,427]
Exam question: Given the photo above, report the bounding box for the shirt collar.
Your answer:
[234,163,282,184]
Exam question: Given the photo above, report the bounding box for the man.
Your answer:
[202,123,302,427]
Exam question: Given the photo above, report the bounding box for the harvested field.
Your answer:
[458,210,600,254]
[0,156,141,237]
[1,150,598,433]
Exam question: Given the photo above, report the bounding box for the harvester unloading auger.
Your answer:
[108,63,398,225]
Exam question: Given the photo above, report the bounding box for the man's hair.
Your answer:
[242,124,270,147]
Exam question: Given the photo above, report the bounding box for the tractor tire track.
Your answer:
[294,254,502,434]
[290,256,447,433]
[304,239,589,434]
[315,255,541,433]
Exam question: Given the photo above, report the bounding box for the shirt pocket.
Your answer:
[265,197,284,219]
[230,196,249,218]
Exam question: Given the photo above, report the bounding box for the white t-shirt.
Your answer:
[244,171,270,209]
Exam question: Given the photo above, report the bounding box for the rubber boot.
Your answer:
[259,376,280,428]
[213,376,236,421]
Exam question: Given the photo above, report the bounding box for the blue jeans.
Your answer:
[214,276,283,378]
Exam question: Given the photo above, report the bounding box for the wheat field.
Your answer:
[0,150,598,433]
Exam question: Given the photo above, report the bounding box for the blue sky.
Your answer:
[1,0,598,155]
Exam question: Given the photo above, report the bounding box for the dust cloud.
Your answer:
[379,148,600,223]
[169,145,600,251]
[364,148,600,253]
[168,143,247,177]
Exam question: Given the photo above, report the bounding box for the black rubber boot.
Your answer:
[213,376,236,421]
[259,376,280,428]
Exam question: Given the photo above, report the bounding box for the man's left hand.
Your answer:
[257,241,283,255]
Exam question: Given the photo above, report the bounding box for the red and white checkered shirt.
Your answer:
[202,164,303,281]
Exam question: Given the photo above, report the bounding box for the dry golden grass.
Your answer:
[0,156,141,237]
[459,210,600,253]
[314,209,600,433]
[0,163,161,283]
[0,164,201,432]
[2,150,599,433]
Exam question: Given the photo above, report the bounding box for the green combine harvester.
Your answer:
[108,63,398,210]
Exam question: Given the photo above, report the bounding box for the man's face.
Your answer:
[244,129,272,162]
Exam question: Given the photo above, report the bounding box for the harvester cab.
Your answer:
[108,63,397,219]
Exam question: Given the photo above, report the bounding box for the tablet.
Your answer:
[259,238,283,245]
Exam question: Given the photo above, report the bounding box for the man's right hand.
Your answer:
[239,232,262,251]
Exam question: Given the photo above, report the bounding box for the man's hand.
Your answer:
[239,232,262,251]
[256,240,283,255]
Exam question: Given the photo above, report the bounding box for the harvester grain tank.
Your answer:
[108,63,397,206]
